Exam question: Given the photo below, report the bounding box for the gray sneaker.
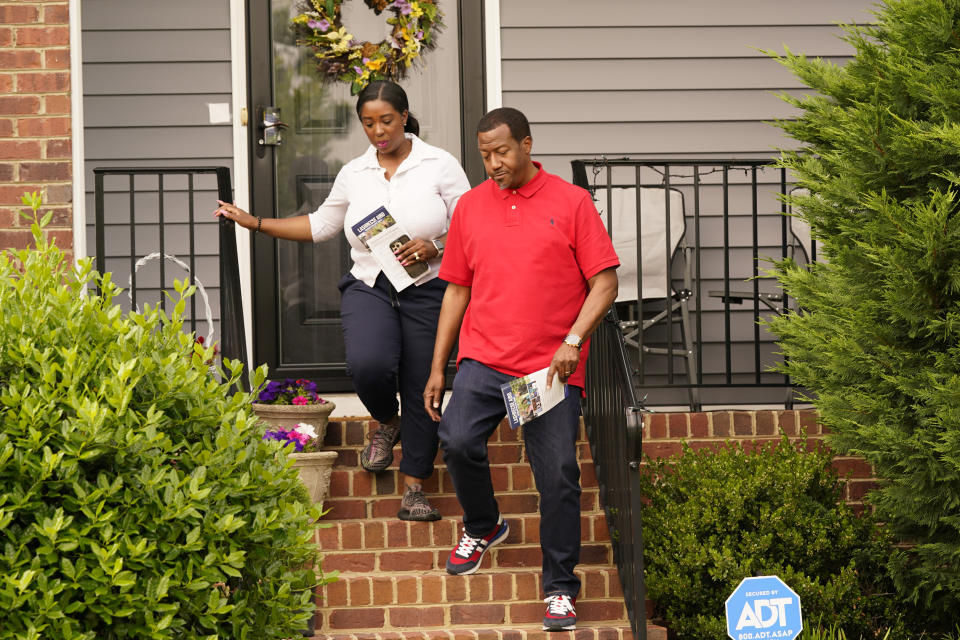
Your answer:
[360,421,401,472]
[397,482,441,521]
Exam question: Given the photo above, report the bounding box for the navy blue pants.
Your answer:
[339,272,446,479]
[438,358,583,598]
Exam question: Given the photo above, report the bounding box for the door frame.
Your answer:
[245,0,488,390]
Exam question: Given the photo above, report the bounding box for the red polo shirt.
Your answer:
[440,163,620,389]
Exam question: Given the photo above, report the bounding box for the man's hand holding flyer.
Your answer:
[500,367,567,429]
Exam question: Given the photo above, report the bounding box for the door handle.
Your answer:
[256,106,288,156]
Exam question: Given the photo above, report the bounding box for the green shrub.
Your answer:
[766,0,960,623]
[640,436,908,639]
[0,193,326,639]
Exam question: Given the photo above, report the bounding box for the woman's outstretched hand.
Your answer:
[214,200,257,231]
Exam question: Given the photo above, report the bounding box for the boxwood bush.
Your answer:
[0,194,325,639]
[639,436,911,639]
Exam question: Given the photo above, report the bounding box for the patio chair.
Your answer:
[708,186,819,311]
[593,186,700,409]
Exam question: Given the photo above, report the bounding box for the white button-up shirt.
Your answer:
[308,133,471,287]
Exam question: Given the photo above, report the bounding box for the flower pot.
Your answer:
[289,450,339,506]
[252,401,336,445]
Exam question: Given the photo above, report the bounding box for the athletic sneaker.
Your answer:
[445,516,509,575]
[542,594,577,631]
[359,421,401,472]
[397,482,441,521]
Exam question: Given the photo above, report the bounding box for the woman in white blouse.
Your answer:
[215,81,470,521]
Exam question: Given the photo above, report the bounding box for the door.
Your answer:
[248,0,486,391]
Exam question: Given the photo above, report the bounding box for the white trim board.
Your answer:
[230,0,254,369]
[69,0,86,261]
[484,0,502,110]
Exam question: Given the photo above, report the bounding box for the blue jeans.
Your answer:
[339,272,446,479]
[438,358,582,598]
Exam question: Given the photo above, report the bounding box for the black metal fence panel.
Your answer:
[93,167,247,371]
[584,308,647,640]
[573,158,811,408]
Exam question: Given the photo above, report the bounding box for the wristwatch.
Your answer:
[563,333,582,350]
[431,237,444,257]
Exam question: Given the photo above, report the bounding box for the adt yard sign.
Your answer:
[725,575,802,640]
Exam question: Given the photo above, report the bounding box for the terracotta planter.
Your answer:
[289,450,339,506]
[252,401,336,445]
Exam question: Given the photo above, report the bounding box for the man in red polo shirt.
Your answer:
[423,107,619,632]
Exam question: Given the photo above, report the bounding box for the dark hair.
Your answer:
[477,107,531,143]
[355,80,420,135]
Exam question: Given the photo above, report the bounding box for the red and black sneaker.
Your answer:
[542,594,577,631]
[445,516,509,576]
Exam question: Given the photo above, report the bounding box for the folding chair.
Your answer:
[786,187,820,265]
[708,187,820,312]
[595,186,699,409]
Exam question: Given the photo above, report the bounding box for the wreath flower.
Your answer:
[292,0,443,95]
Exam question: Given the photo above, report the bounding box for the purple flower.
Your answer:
[416,30,423,39]
[256,378,326,405]
[392,0,412,15]
[354,66,363,74]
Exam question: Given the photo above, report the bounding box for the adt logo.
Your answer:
[725,576,802,640]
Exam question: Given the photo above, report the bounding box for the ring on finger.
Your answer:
[413,252,420,261]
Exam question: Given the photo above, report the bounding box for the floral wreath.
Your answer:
[292,0,443,95]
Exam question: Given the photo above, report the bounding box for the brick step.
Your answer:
[316,513,611,552]
[317,597,628,632]
[324,419,593,452]
[311,623,668,640]
[320,566,625,608]
[327,462,600,499]
[322,486,602,521]
[322,541,613,575]
[324,442,597,474]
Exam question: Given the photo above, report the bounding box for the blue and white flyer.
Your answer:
[500,367,566,429]
[350,206,429,291]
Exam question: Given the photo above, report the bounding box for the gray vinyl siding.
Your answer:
[498,0,876,406]
[81,0,233,334]
[498,0,876,178]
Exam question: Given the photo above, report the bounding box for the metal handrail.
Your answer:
[92,166,248,372]
[584,306,647,639]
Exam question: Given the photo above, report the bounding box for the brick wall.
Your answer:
[0,1,73,256]
[643,409,878,510]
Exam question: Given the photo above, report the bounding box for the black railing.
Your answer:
[573,158,812,408]
[92,167,248,370]
[584,307,647,640]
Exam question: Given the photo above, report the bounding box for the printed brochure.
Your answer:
[350,206,429,291]
[500,367,566,429]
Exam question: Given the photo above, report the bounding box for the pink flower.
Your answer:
[292,395,309,405]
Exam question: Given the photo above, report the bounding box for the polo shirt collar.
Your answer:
[354,133,438,173]
[494,161,547,199]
